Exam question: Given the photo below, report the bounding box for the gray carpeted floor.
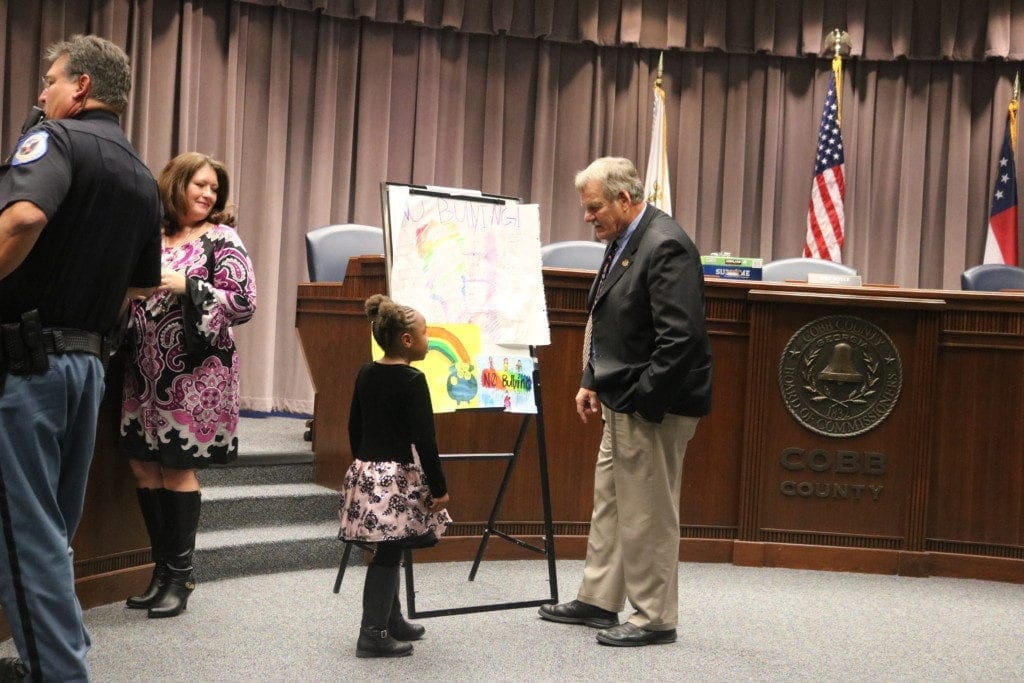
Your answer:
[3,559,1022,680]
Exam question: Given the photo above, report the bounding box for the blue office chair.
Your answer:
[540,240,606,270]
[960,263,1024,291]
[762,257,857,282]
[305,224,384,282]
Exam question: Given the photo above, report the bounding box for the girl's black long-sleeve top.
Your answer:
[347,362,447,498]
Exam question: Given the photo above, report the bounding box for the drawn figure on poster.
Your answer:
[477,354,536,413]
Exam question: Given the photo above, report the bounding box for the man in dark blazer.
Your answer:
[539,157,712,646]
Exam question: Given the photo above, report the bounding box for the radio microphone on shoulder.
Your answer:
[20,106,44,135]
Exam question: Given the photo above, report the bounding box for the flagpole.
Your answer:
[1013,72,1020,265]
[643,51,672,215]
[1011,72,1019,153]
[829,29,844,125]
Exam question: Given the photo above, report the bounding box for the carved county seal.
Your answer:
[778,316,902,437]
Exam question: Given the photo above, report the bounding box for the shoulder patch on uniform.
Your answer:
[11,130,49,166]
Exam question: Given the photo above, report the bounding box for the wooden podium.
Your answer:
[730,289,943,572]
[297,256,1024,582]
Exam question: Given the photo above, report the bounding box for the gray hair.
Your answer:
[45,35,131,113]
[574,157,645,203]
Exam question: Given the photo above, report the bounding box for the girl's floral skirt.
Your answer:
[338,459,452,547]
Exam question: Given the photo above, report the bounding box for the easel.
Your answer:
[402,346,558,618]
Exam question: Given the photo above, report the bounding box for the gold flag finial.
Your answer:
[823,29,852,126]
[1014,71,1020,102]
[655,51,664,87]
[822,28,852,58]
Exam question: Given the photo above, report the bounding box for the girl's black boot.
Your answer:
[388,592,425,641]
[356,564,413,657]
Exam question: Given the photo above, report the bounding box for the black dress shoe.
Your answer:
[538,600,618,629]
[0,657,26,681]
[596,622,677,647]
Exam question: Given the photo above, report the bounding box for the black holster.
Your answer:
[0,310,50,395]
[0,310,106,397]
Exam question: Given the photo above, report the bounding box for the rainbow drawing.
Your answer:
[426,326,470,365]
[426,325,479,407]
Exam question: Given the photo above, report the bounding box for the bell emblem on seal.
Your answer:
[818,342,864,383]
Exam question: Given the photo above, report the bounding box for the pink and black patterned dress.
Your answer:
[339,363,452,546]
[120,224,256,468]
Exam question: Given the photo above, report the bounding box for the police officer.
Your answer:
[0,35,161,680]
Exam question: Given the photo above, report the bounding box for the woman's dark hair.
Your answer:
[158,152,235,235]
[365,294,418,354]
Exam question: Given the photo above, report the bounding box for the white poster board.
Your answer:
[389,194,548,345]
[380,183,550,413]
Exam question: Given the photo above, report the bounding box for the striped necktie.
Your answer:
[597,239,619,287]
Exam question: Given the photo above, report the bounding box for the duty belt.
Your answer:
[40,328,104,356]
[0,310,106,395]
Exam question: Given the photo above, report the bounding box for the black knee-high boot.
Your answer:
[356,564,413,658]
[126,488,167,609]
[148,489,200,619]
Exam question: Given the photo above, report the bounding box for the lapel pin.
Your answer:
[621,259,630,268]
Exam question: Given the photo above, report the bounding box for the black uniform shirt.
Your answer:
[348,362,448,498]
[0,109,161,334]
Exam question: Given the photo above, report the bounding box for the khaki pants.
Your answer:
[576,407,699,630]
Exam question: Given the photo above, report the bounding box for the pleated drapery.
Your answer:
[1,0,1021,411]
[236,0,1024,60]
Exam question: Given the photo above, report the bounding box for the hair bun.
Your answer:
[364,293,389,319]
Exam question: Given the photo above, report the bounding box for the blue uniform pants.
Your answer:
[0,355,104,682]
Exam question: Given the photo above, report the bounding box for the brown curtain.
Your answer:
[1,0,1021,412]
[237,0,1024,60]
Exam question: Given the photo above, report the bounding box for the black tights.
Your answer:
[370,542,403,567]
[361,542,404,629]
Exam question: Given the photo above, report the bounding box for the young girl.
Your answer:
[339,294,452,658]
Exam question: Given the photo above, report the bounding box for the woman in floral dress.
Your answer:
[120,152,256,618]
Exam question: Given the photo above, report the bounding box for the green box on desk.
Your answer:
[701,255,763,281]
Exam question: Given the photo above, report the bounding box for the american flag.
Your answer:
[804,72,846,262]
[983,105,1018,266]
